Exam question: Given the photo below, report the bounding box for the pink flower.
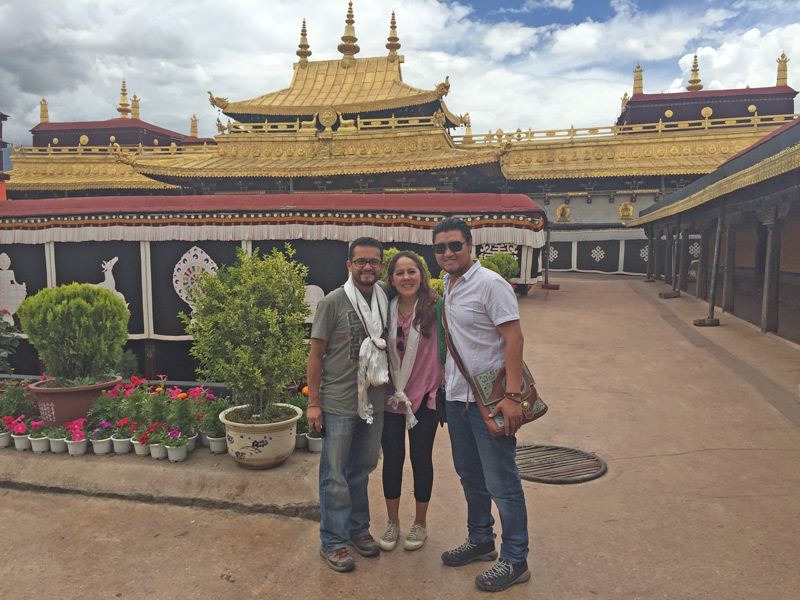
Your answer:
[31,420,44,430]
[12,422,26,434]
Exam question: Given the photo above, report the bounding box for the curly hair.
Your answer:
[385,251,438,338]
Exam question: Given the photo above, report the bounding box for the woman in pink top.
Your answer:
[380,251,443,552]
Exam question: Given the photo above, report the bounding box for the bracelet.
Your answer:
[504,392,521,398]
[308,404,321,408]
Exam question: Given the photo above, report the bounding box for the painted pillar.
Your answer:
[706,207,724,318]
[722,224,737,313]
[664,231,674,286]
[678,227,690,292]
[760,220,783,333]
[696,229,709,300]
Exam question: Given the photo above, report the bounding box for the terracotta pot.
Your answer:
[28,377,123,426]
[219,404,302,469]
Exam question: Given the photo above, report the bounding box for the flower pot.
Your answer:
[11,434,31,451]
[28,436,50,453]
[91,438,113,455]
[207,435,227,454]
[186,434,198,452]
[219,404,302,469]
[0,431,11,448]
[65,438,88,456]
[306,433,323,453]
[166,445,188,463]
[28,376,123,426]
[112,436,132,455]
[200,431,210,447]
[49,437,67,454]
[295,432,308,449]
[131,440,150,457]
[149,443,167,460]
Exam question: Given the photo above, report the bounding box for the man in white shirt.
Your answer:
[434,217,531,593]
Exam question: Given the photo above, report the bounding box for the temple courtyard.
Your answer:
[1,273,798,599]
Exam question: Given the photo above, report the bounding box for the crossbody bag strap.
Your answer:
[440,299,471,383]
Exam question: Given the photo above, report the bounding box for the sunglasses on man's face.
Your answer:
[351,258,382,268]
[433,241,465,254]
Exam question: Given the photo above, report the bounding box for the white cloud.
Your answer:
[497,1,574,14]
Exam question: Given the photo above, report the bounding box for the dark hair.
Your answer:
[348,237,384,261]
[385,251,438,338]
[432,217,472,244]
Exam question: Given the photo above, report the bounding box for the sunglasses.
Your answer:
[396,326,405,352]
[433,241,465,254]
[351,258,382,268]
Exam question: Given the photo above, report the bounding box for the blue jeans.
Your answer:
[446,401,529,564]
[318,411,384,551]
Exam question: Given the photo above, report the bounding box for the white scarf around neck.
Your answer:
[388,297,420,430]
[344,275,389,424]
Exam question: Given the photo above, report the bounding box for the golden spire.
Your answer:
[39,98,49,123]
[338,1,360,68]
[776,52,789,86]
[131,94,140,119]
[633,65,643,95]
[386,11,401,63]
[621,91,629,108]
[686,54,703,91]
[117,80,131,118]
[297,19,312,68]
[190,115,198,138]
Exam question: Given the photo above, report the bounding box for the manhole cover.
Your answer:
[516,444,607,484]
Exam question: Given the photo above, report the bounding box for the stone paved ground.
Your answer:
[1,273,798,599]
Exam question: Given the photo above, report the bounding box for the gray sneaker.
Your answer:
[320,547,355,572]
[348,533,380,557]
[403,523,428,551]
[475,558,531,592]
[379,521,400,551]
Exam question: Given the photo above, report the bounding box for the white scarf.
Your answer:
[344,275,389,424]
[387,297,420,430]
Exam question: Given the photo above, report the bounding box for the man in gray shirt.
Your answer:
[307,237,388,572]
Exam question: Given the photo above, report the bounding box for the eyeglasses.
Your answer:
[433,241,465,254]
[351,258,383,268]
[396,326,405,352]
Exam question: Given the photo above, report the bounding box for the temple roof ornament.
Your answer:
[208,91,229,110]
[40,98,49,124]
[434,76,451,99]
[117,80,131,118]
[131,94,140,120]
[338,1,360,68]
[386,11,401,63]
[777,52,789,86]
[190,115,198,138]
[297,19,312,68]
[621,91,629,108]
[633,65,643,95]
[686,55,703,91]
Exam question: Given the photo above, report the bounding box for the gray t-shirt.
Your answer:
[310,286,385,417]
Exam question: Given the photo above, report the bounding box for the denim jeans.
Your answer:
[318,411,384,551]
[446,401,529,564]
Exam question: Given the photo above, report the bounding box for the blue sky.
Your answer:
[0,0,798,147]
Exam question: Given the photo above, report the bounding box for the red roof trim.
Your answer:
[30,118,212,143]
[629,86,796,102]
[722,116,800,164]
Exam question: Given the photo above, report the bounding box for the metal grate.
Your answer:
[516,444,607,484]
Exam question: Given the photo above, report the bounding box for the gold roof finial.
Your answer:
[338,1,360,68]
[131,94,140,120]
[686,54,703,91]
[190,115,198,138]
[621,91,629,108]
[297,19,312,68]
[776,52,789,86]
[117,79,131,118]
[39,98,49,123]
[633,65,643,95]
[386,11,401,63]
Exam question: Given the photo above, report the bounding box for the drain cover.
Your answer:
[516,444,607,484]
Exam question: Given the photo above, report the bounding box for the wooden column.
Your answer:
[541,226,560,290]
[654,231,663,281]
[664,231,674,286]
[678,226,690,292]
[694,206,724,327]
[696,228,710,300]
[759,210,783,334]
[722,222,737,313]
[644,226,655,282]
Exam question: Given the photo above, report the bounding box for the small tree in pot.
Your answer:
[182,245,310,468]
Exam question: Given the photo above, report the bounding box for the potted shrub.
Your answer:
[27,419,49,453]
[165,427,189,463]
[17,284,129,426]
[198,398,230,454]
[286,392,309,449]
[111,418,136,454]
[88,421,114,454]
[182,246,310,469]
[1,380,34,448]
[64,418,88,456]
[145,423,170,460]
[306,428,323,453]
[6,414,31,451]
[47,425,68,454]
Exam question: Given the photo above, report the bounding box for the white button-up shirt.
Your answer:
[443,260,520,402]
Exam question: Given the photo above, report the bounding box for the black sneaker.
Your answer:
[441,538,498,567]
[475,559,531,592]
[348,534,380,557]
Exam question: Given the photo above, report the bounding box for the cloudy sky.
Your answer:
[0,0,798,147]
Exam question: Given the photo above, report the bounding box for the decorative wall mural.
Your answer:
[304,285,325,323]
[478,243,519,259]
[173,246,218,308]
[94,256,127,305]
[0,253,27,325]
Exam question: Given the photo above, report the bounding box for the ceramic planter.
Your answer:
[186,434,198,452]
[166,445,188,463]
[131,440,150,456]
[295,432,308,449]
[200,431,210,447]
[11,434,31,451]
[149,443,167,460]
[28,376,123,426]
[219,404,302,469]
[207,435,227,454]
[28,436,50,453]
[65,438,88,456]
[112,436,132,454]
[0,431,11,448]
[306,433,323,453]
[91,438,113,455]
[49,437,68,454]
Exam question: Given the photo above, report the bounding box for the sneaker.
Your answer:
[441,538,498,567]
[379,521,400,551]
[403,523,428,551]
[319,547,355,572]
[348,533,380,557]
[475,559,531,592]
